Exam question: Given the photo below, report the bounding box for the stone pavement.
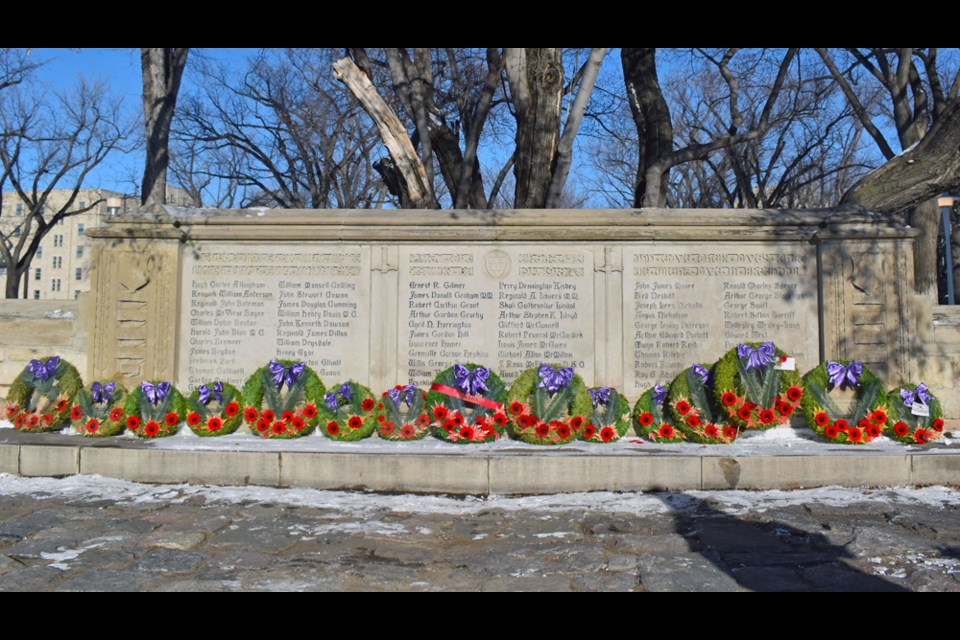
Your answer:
[0,476,957,591]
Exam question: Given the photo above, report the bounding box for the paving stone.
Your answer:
[144,531,206,551]
[206,522,298,554]
[605,553,639,572]
[480,575,573,592]
[56,567,160,592]
[0,564,66,591]
[134,548,207,574]
[730,566,809,592]
[637,553,741,592]
[572,572,638,592]
[801,562,907,592]
[0,510,66,539]
[371,540,442,565]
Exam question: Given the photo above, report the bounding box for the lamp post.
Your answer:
[939,195,956,305]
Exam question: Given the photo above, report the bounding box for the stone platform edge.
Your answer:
[1,438,957,495]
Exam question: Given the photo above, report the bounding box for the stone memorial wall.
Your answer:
[86,209,919,400]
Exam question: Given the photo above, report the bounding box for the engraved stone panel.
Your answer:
[398,245,595,386]
[621,244,818,396]
[178,244,370,388]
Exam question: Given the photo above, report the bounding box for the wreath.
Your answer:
[506,364,592,445]
[714,342,803,430]
[373,383,432,441]
[70,381,128,437]
[633,384,684,443]
[667,364,735,443]
[242,359,324,439]
[426,363,508,444]
[5,355,82,433]
[887,382,944,445]
[580,386,631,443]
[800,360,888,444]
[319,380,377,441]
[185,381,243,437]
[123,381,186,439]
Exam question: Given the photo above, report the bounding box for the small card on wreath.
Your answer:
[911,402,931,417]
[774,357,796,371]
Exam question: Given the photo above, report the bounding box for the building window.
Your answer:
[36,246,42,258]
[57,217,64,225]
[53,257,62,269]
[74,290,80,300]
[77,223,85,235]
[33,290,39,300]
[51,278,60,292]
[76,246,83,259]
[15,204,22,216]
[75,267,82,281]
[78,201,85,209]
[53,235,63,247]
[34,268,41,281]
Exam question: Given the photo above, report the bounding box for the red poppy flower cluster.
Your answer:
[720,385,803,430]
[890,416,943,444]
[245,404,316,439]
[125,412,179,438]
[814,406,887,444]
[10,409,59,432]
[663,395,732,444]
[506,400,582,444]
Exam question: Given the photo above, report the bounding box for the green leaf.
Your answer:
[541,385,573,423]
[533,384,548,419]
[736,357,764,406]
[283,383,305,414]
[649,398,666,425]
[261,370,282,414]
[686,368,714,424]
[603,394,620,425]
[808,382,843,417]
[187,397,208,419]
[758,363,780,408]
[851,380,882,424]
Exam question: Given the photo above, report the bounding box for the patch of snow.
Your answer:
[0,420,12,430]
[43,309,74,319]
[534,532,576,539]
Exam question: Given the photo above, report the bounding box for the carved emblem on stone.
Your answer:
[483,250,511,280]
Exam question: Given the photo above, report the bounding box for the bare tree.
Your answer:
[141,48,189,212]
[0,78,133,298]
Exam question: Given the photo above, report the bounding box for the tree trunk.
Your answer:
[141,48,189,212]
[506,48,563,209]
[6,268,22,299]
[621,48,674,208]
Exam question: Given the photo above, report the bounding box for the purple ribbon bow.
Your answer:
[653,384,668,406]
[826,361,862,389]
[692,364,709,385]
[389,384,417,407]
[338,382,352,402]
[737,342,775,370]
[325,382,354,412]
[589,387,612,408]
[91,381,116,404]
[268,360,305,390]
[453,364,490,396]
[198,381,223,406]
[538,364,574,395]
[141,381,171,406]
[900,382,932,407]
[28,356,60,381]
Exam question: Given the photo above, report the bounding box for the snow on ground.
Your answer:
[0,473,958,520]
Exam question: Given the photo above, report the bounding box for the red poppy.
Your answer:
[509,401,524,415]
[778,403,794,417]
[380,421,396,436]
[639,413,653,427]
[348,415,363,430]
[847,427,863,443]
[272,421,286,434]
[55,399,68,412]
[824,425,838,439]
[244,407,259,423]
[224,402,239,417]
[452,413,464,426]
[377,403,384,411]
[126,415,141,430]
[256,420,269,433]
[723,426,738,440]
[556,424,572,439]
[144,421,160,437]
[932,418,945,433]
[5,405,18,418]
[675,400,691,415]
[570,416,584,429]
[40,413,52,426]
[779,354,788,363]
[737,406,752,421]
[460,426,476,441]
[493,412,508,427]
[433,405,448,420]
[69,406,83,421]
[187,412,202,426]
[303,404,317,419]
[787,386,803,402]
[600,426,616,442]
[165,412,179,427]
[758,409,775,424]
[583,424,597,439]
[292,417,304,431]
[281,411,294,423]
[858,418,870,430]
[28,414,39,426]
[534,424,550,438]
[834,419,849,432]
[704,424,719,439]
[687,415,702,428]
[871,410,887,425]
[721,391,737,407]
[361,398,375,411]
[13,415,24,428]
[400,425,416,439]
[109,407,124,422]
[261,410,275,423]
[207,416,223,432]
[474,415,486,425]
[659,424,675,439]
[915,429,931,444]
[326,421,339,435]
[866,425,880,439]
[86,418,99,434]
[376,414,385,423]
[893,421,909,437]
[518,415,531,428]
[417,413,431,427]
[443,418,457,433]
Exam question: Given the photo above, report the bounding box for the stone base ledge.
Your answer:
[0,432,955,495]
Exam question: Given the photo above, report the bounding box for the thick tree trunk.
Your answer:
[334,57,437,209]
[141,48,189,212]
[621,48,674,208]
[506,48,563,209]
[6,268,22,299]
